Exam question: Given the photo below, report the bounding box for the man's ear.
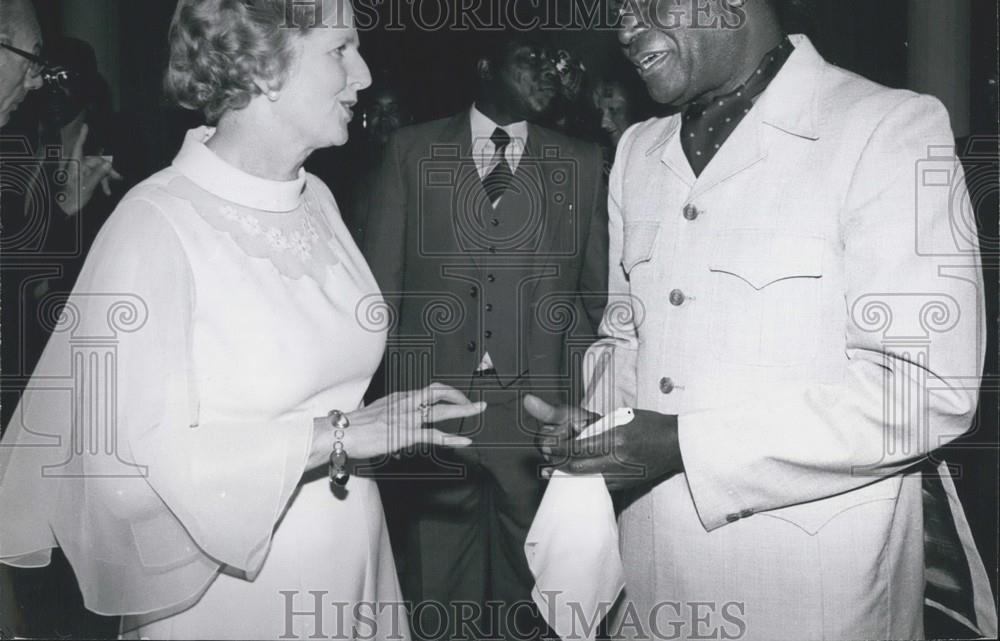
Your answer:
[476,59,492,81]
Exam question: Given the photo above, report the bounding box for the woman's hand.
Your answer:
[308,383,484,469]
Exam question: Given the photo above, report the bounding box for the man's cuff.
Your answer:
[678,410,754,531]
[581,349,636,416]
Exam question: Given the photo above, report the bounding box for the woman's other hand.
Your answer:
[308,383,483,468]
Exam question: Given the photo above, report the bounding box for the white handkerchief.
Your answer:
[524,408,633,641]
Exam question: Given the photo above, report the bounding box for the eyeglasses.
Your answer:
[0,42,75,90]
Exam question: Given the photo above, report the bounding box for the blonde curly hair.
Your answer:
[164,0,318,123]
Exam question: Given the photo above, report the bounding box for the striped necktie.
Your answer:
[483,127,513,206]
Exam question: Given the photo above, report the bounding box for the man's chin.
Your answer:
[644,80,686,107]
[525,98,556,121]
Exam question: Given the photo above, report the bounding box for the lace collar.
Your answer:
[171,127,306,213]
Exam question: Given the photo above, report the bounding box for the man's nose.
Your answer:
[539,57,557,82]
[541,65,557,83]
[25,70,43,92]
[618,5,646,47]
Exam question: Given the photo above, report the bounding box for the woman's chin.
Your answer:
[313,129,350,150]
[329,123,352,146]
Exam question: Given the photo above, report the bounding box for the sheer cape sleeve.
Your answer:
[0,187,313,616]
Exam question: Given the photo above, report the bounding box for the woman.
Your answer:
[0,1,483,638]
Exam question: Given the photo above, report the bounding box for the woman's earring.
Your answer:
[728,0,746,6]
[267,90,280,102]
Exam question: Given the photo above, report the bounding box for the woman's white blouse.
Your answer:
[0,127,389,617]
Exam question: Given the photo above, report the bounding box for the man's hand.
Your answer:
[55,123,122,215]
[523,394,683,491]
[522,393,598,461]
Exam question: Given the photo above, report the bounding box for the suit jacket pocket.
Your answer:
[758,475,903,535]
[621,221,661,276]
[708,231,825,365]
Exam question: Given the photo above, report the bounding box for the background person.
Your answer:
[0,0,43,127]
[2,1,121,427]
[592,79,633,150]
[363,29,608,640]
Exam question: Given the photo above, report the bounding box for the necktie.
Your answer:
[681,37,794,176]
[483,127,513,206]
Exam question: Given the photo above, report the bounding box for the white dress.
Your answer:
[0,128,407,640]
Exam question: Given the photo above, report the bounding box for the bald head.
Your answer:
[1,0,38,37]
[0,0,43,127]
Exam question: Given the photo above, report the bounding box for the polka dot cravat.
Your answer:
[680,37,794,177]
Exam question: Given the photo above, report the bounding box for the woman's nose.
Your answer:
[352,54,372,91]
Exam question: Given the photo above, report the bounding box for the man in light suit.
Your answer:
[525,0,996,639]
[363,30,608,639]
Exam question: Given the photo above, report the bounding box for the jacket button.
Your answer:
[467,341,477,352]
[469,286,478,298]
[485,330,493,339]
[488,246,497,254]
[669,289,686,306]
[487,274,496,283]
[659,377,675,394]
[683,204,700,221]
[490,218,500,227]
[485,303,494,312]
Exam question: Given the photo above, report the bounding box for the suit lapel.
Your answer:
[455,117,489,271]
[419,112,490,270]
[666,34,825,201]
[522,124,572,302]
[656,118,696,187]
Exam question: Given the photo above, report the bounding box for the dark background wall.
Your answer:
[30,0,996,160]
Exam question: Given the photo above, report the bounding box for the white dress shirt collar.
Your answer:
[470,104,528,178]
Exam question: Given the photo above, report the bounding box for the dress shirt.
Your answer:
[470,105,527,181]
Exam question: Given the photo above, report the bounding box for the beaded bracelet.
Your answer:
[327,409,350,486]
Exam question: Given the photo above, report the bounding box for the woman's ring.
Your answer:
[417,402,431,423]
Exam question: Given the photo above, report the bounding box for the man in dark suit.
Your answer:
[363,30,608,640]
